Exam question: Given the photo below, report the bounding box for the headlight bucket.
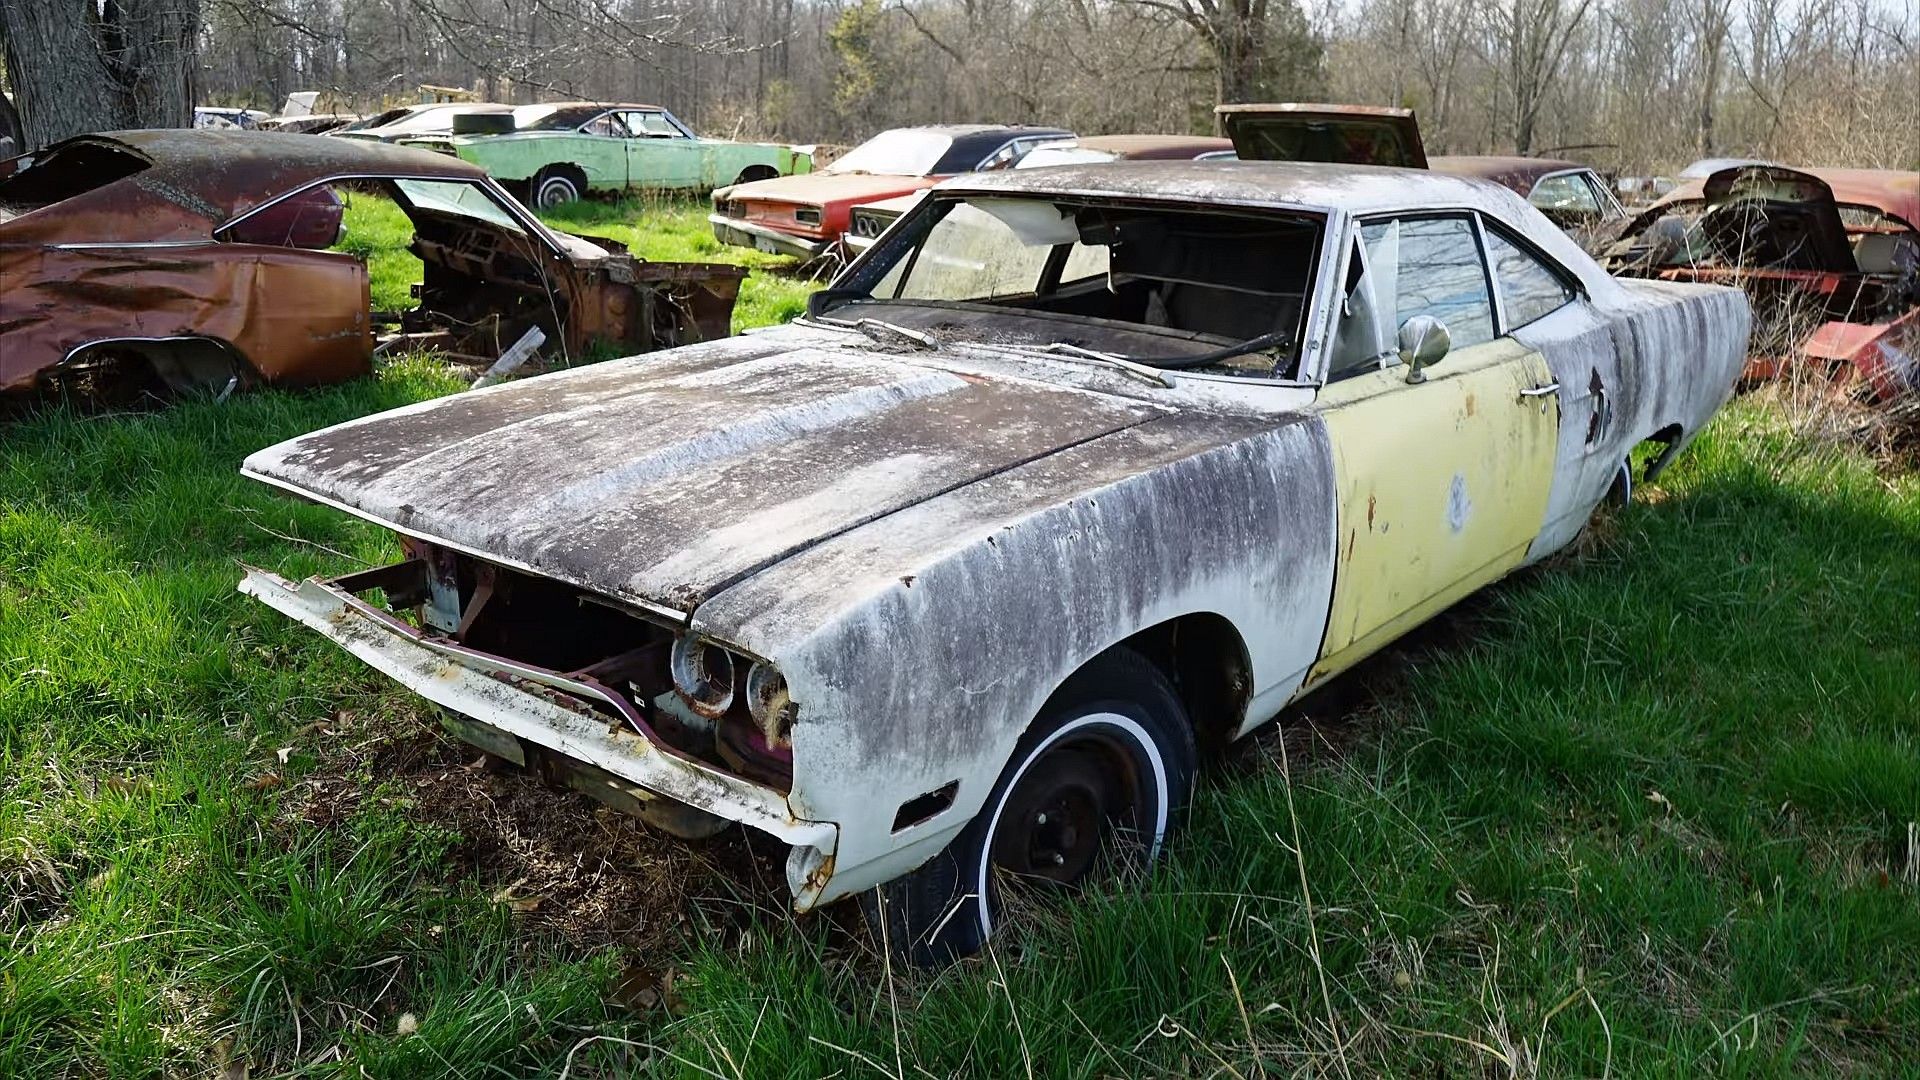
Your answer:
[669,634,736,717]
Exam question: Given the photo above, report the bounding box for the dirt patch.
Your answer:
[280,708,793,954]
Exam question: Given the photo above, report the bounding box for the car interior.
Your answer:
[848,197,1320,377]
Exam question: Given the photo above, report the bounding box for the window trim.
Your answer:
[1350,209,1502,355]
[1476,212,1583,334]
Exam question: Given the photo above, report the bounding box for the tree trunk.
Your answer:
[0,0,199,150]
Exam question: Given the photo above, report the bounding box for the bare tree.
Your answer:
[1116,0,1323,119]
[0,0,201,149]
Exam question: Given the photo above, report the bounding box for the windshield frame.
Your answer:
[827,189,1336,384]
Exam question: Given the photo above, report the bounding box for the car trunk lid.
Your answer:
[1217,103,1428,169]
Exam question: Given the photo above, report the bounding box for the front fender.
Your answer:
[692,411,1338,901]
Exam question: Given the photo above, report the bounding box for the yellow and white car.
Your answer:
[239,160,1751,965]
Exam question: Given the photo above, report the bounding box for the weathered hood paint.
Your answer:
[242,334,1167,612]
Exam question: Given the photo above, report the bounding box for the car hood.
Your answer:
[243,336,1164,614]
[718,171,936,207]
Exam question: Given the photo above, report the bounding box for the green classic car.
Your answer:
[404,102,812,207]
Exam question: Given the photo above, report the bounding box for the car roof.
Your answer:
[1430,155,1586,193]
[943,158,1514,214]
[937,158,1621,297]
[523,100,667,112]
[0,129,488,243]
[1053,133,1235,159]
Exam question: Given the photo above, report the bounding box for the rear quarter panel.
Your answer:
[1521,277,1749,558]
[1,244,370,388]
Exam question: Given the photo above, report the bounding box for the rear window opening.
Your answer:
[0,139,151,214]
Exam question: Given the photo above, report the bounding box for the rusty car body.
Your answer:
[0,130,745,399]
[1429,155,1626,246]
[708,124,1072,259]
[1604,163,1919,400]
[241,161,1749,964]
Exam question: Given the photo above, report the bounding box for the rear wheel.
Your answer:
[866,647,1197,966]
[732,164,779,186]
[531,167,585,209]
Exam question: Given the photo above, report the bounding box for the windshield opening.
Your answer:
[837,195,1322,377]
[825,130,956,176]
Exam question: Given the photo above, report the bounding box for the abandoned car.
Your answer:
[0,130,744,399]
[1220,103,1625,250]
[843,133,1239,251]
[709,123,1072,258]
[332,103,512,143]
[400,102,812,207]
[1604,163,1918,400]
[241,160,1750,963]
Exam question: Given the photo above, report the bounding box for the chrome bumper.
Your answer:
[707,213,825,259]
[239,567,839,903]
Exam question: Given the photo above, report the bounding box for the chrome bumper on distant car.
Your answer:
[238,566,841,905]
[708,213,824,259]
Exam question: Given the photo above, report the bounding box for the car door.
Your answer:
[562,111,628,192]
[1307,212,1560,684]
[621,110,702,191]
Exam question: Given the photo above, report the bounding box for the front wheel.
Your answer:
[866,648,1197,966]
[531,167,584,209]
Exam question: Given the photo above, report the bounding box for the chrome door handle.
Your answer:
[1519,383,1561,398]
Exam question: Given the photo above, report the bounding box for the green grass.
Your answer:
[338,192,819,333]
[2,201,1917,1077]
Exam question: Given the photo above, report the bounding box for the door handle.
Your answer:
[1519,383,1561,398]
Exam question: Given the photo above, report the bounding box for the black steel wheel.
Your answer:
[866,646,1197,966]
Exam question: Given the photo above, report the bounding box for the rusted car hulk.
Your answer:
[1605,163,1919,400]
[243,161,1750,965]
[1,130,744,399]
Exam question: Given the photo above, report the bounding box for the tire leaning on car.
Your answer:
[865,646,1198,966]
[531,166,584,209]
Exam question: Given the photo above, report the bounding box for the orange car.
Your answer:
[2,129,744,400]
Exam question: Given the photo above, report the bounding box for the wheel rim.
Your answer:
[977,714,1165,939]
[537,177,575,208]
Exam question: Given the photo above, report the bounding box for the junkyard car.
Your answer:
[1605,163,1918,399]
[399,102,812,208]
[333,103,511,143]
[241,161,1750,964]
[0,130,744,399]
[843,133,1238,251]
[709,123,1072,258]
[1429,156,1626,248]
[1220,103,1625,250]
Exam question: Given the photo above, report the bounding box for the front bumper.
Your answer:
[708,213,825,259]
[239,567,840,907]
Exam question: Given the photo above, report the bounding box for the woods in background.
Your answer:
[2,0,1915,171]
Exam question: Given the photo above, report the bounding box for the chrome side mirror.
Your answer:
[1398,315,1451,384]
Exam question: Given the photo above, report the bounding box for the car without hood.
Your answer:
[708,123,1072,258]
[0,130,745,400]
[1603,163,1919,400]
[399,102,813,208]
[241,159,1750,966]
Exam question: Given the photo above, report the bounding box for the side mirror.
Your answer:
[1397,315,1451,384]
